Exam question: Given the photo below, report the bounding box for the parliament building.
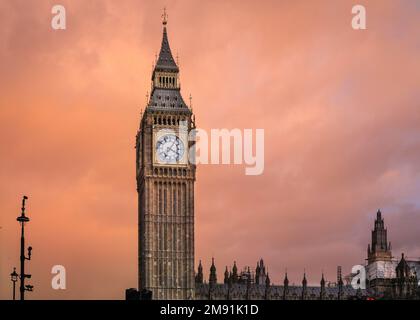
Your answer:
[194,211,420,300]
[128,13,420,300]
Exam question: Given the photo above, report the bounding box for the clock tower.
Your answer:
[136,12,196,300]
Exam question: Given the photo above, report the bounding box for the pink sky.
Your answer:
[0,0,419,299]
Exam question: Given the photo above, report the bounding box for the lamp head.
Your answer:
[25,285,34,291]
[10,268,18,281]
[17,215,29,223]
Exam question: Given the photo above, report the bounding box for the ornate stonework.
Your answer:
[136,16,196,300]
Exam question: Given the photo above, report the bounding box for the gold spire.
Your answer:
[162,7,168,25]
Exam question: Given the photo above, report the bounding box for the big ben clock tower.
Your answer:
[136,11,196,300]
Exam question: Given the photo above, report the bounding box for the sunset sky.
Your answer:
[0,0,419,299]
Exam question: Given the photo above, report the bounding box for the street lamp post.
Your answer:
[10,267,18,300]
[16,195,34,300]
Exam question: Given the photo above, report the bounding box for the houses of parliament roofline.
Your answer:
[192,210,420,300]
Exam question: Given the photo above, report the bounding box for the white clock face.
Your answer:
[156,134,185,163]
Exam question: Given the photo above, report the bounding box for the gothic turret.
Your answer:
[396,253,410,278]
[154,12,178,73]
[148,9,189,111]
[283,272,289,300]
[302,272,307,300]
[224,267,229,284]
[368,210,392,263]
[264,273,271,300]
[320,273,326,300]
[232,261,238,284]
[255,258,267,285]
[395,253,415,298]
[195,260,203,284]
[209,258,217,286]
[265,273,270,286]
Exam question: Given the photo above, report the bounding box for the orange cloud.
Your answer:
[0,0,419,298]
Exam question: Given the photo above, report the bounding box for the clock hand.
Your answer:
[169,145,178,153]
[166,140,176,153]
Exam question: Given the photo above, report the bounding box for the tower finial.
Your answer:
[162,7,168,25]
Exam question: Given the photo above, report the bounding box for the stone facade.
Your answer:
[136,16,196,300]
[365,211,420,299]
[195,259,365,300]
[193,211,420,300]
[131,13,419,301]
